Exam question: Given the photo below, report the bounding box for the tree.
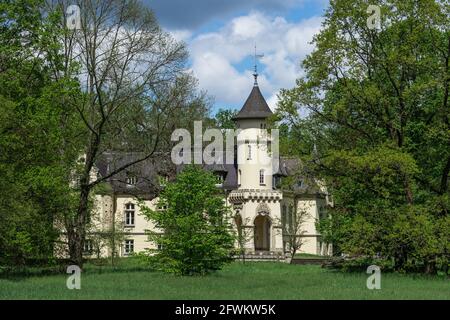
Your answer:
[42,0,207,267]
[277,0,449,273]
[214,108,237,130]
[0,0,82,266]
[233,215,253,264]
[141,166,235,275]
[282,197,310,263]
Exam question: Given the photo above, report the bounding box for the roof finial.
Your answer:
[253,44,264,87]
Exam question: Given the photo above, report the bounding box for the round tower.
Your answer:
[229,73,284,254]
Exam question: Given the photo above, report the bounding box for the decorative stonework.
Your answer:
[233,203,243,213]
[228,189,283,203]
[256,202,270,216]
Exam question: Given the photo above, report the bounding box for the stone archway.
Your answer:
[254,215,271,251]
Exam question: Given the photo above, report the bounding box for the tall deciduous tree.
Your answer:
[0,0,82,265]
[43,0,208,267]
[277,0,449,273]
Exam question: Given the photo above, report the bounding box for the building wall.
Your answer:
[280,195,329,255]
[83,190,329,258]
[236,119,275,189]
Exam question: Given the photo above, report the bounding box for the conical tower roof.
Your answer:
[233,83,273,120]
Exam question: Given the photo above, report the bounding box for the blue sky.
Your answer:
[143,0,329,114]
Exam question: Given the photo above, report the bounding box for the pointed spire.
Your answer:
[253,45,258,86]
[232,45,271,121]
[253,44,264,87]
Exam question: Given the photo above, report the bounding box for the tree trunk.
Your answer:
[290,247,297,264]
[424,257,437,275]
[67,185,90,268]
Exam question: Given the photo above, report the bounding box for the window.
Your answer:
[238,169,242,185]
[126,174,137,185]
[259,169,265,185]
[157,243,163,250]
[297,180,303,188]
[215,174,224,184]
[273,176,281,189]
[246,140,252,160]
[281,205,287,228]
[260,123,266,129]
[288,205,293,227]
[83,240,93,255]
[124,203,135,226]
[158,202,168,210]
[124,240,134,255]
[158,175,169,186]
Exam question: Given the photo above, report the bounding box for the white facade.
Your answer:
[82,83,332,259]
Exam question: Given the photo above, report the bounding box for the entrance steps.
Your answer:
[235,251,288,262]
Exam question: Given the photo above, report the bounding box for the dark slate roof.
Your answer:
[233,85,273,120]
[95,152,176,199]
[176,151,239,191]
[94,152,322,196]
[278,157,324,195]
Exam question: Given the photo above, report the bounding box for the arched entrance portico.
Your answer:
[254,215,271,251]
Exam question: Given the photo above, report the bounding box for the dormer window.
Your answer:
[215,174,224,185]
[273,176,281,189]
[158,175,169,187]
[126,175,137,185]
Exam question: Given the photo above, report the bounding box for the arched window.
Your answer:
[259,169,265,185]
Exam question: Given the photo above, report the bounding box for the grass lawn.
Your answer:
[0,259,448,300]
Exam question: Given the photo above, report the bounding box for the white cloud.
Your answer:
[168,29,193,42]
[186,12,323,110]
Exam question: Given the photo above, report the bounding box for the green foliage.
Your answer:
[141,166,235,275]
[0,0,82,265]
[277,0,450,273]
[213,108,238,130]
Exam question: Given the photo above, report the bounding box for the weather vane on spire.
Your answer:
[253,44,264,86]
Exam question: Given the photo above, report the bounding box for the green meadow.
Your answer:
[0,259,448,300]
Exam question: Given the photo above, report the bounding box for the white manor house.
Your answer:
[84,77,333,260]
